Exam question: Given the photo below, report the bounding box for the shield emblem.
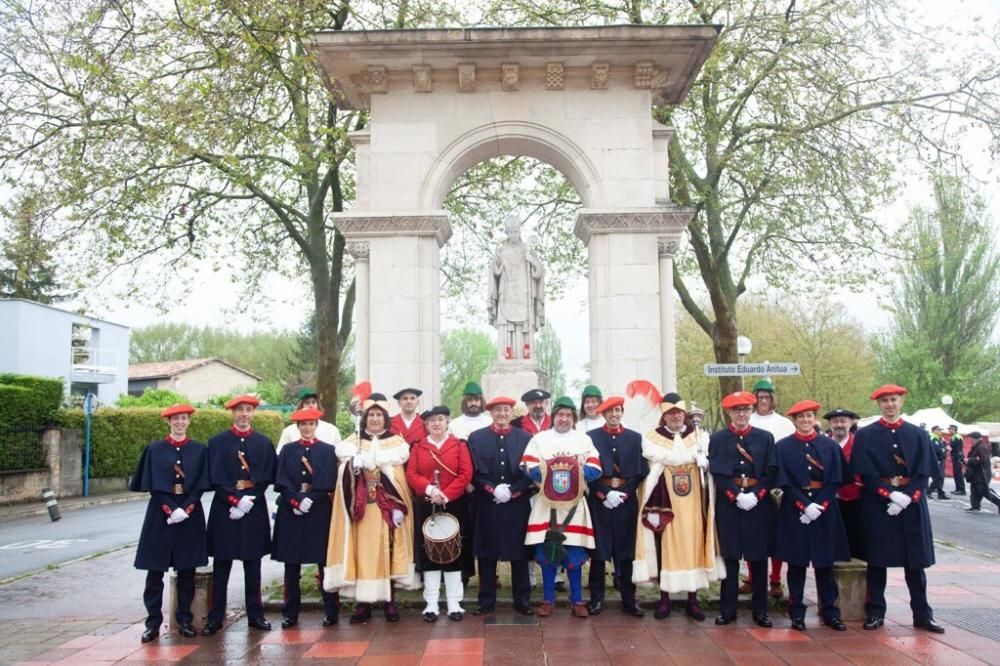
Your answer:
[552,469,571,494]
[673,471,691,497]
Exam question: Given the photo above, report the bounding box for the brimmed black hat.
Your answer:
[393,387,423,400]
[823,408,860,420]
[421,405,451,419]
[521,389,551,403]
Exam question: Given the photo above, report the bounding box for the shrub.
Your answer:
[116,388,190,408]
[336,410,356,439]
[0,373,64,427]
[59,407,284,478]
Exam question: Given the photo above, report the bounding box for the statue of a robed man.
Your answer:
[488,215,546,361]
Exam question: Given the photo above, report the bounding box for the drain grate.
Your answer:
[934,608,1000,641]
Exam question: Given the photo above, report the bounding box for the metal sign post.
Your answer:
[83,392,94,497]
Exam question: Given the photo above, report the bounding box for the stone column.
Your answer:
[334,213,451,404]
[347,241,371,382]
[658,236,680,393]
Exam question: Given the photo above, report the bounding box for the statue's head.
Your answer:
[503,214,521,238]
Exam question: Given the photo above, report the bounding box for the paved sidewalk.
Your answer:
[4,542,999,665]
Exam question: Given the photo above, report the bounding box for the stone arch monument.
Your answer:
[310,25,717,408]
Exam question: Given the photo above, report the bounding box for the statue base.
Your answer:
[482,360,549,407]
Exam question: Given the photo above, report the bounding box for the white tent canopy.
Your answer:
[856,407,976,433]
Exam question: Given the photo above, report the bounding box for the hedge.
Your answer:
[59,407,285,479]
[0,373,64,427]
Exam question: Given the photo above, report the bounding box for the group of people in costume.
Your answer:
[131,378,946,642]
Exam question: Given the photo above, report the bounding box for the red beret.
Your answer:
[290,407,324,422]
[595,396,625,413]
[721,391,757,410]
[870,384,907,400]
[485,396,516,409]
[786,400,821,417]
[160,404,195,418]
[224,394,261,410]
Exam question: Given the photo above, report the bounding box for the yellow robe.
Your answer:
[633,428,726,593]
[323,433,417,602]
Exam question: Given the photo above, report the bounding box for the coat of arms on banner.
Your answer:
[540,455,585,510]
[672,471,692,497]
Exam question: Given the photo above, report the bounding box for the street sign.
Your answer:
[704,362,801,377]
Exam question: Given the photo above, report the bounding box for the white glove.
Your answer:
[799,513,814,525]
[736,492,758,511]
[889,491,911,509]
[237,495,255,513]
[391,509,405,528]
[804,503,824,521]
[696,454,709,470]
[228,506,246,520]
[602,496,617,509]
[493,484,512,503]
[646,513,661,528]
[352,451,365,470]
[887,502,903,516]
[607,490,627,508]
[293,508,304,516]
[167,507,188,525]
[299,497,313,514]
[425,484,439,499]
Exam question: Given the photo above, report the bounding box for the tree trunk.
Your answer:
[314,285,342,415]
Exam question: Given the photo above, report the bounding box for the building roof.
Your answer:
[0,298,129,330]
[128,357,261,381]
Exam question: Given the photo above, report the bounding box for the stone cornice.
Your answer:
[333,213,452,247]
[573,208,693,245]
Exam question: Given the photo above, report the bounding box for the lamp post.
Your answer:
[941,394,953,417]
[737,336,753,390]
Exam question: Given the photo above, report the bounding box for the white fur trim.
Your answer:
[354,577,392,603]
[323,564,347,592]
[337,438,359,460]
[391,563,419,590]
[658,567,718,594]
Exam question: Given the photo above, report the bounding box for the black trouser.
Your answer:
[929,461,947,497]
[143,569,195,630]
[865,565,932,623]
[477,558,530,609]
[952,458,967,493]
[283,563,340,620]
[208,558,264,624]
[787,564,839,623]
[588,559,636,609]
[970,482,1000,511]
[721,559,767,618]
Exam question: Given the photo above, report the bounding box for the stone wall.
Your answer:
[0,427,82,504]
[0,468,49,505]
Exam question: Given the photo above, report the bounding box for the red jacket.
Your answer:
[391,413,426,446]
[406,434,473,502]
[836,433,863,501]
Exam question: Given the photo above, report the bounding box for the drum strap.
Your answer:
[428,449,458,477]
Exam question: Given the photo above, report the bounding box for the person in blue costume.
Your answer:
[774,399,850,631]
[585,396,648,617]
[272,407,340,629]
[130,403,210,643]
[851,384,944,634]
[202,394,277,635]
[709,390,778,628]
[521,396,603,618]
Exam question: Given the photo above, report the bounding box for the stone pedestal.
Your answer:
[833,558,867,621]
[168,567,213,631]
[481,361,549,404]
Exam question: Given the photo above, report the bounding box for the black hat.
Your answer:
[969,431,982,440]
[823,408,860,420]
[393,388,423,400]
[421,405,451,420]
[521,389,551,403]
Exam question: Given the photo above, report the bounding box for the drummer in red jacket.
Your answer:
[405,405,474,621]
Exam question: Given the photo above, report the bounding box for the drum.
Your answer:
[422,511,461,565]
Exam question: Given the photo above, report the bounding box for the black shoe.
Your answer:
[201,621,222,636]
[622,605,645,618]
[349,605,372,624]
[512,603,535,616]
[448,611,464,621]
[966,507,982,512]
[423,611,438,623]
[587,600,604,615]
[685,603,706,622]
[473,606,495,616]
[178,624,196,638]
[952,491,967,496]
[281,617,297,629]
[863,616,884,630]
[938,494,950,500]
[384,602,400,623]
[248,617,271,631]
[714,614,735,625]
[322,615,338,627]
[141,628,159,643]
[790,618,806,631]
[914,619,945,634]
[825,619,847,631]
[753,614,773,628]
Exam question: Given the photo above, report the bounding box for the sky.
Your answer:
[56,0,1000,390]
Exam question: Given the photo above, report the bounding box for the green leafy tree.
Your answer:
[0,191,67,303]
[439,328,495,413]
[535,323,567,397]
[874,174,1000,421]
[117,388,190,408]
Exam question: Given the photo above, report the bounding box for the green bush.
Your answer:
[336,410,356,439]
[0,429,46,471]
[116,388,190,408]
[0,373,64,427]
[59,407,284,478]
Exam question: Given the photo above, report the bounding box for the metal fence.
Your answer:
[0,426,47,472]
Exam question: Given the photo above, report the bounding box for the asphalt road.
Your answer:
[925,479,1000,557]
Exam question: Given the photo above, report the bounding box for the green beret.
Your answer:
[581,384,603,400]
[551,396,576,414]
[752,378,775,393]
[462,381,483,396]
[296,387,319,401]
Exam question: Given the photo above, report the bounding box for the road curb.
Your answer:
[0,493,146,523]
